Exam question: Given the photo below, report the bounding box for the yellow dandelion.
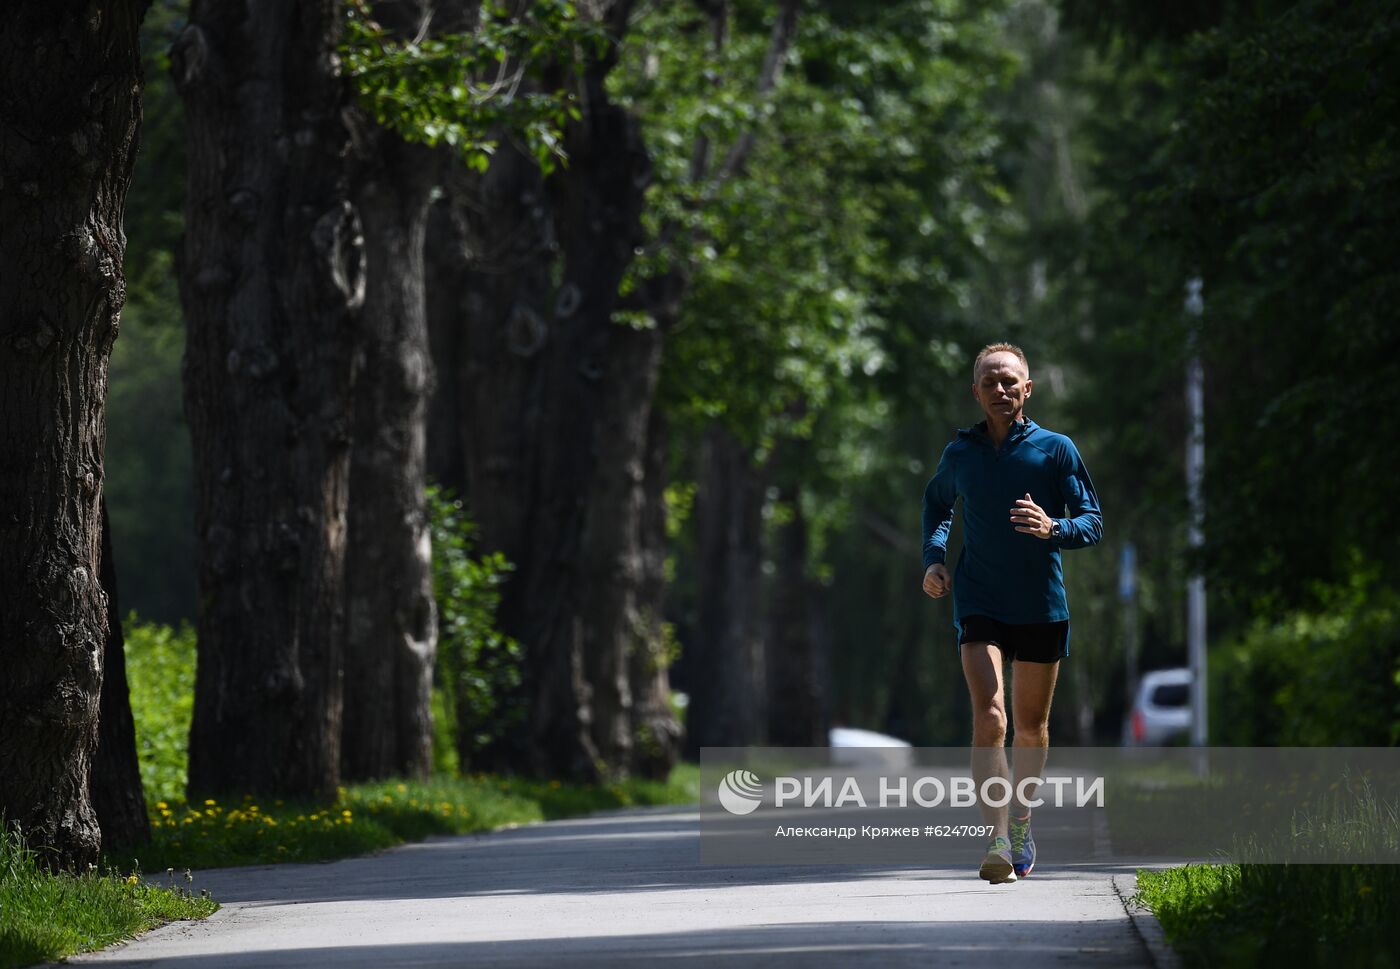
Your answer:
[396,783,407,793]
[342,809,353,818]
[125,874,139,886]
[155,801,168,810]
[204,798,217,807]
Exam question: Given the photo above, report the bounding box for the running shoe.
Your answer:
[979,835,1017,884]
[1009,814,1036,878]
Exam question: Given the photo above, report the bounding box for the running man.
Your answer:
[920,342,1103,883]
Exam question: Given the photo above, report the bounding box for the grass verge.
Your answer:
[1133,780,1400,969]
[0,826,217,969]
[109,763,701,871]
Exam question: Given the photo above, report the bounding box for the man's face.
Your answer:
[972,351,1032,423]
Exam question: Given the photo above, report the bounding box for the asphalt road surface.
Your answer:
[69,805,1158,968]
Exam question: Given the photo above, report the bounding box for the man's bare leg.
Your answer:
[1010,659,1059,817]
[961,641,1009,840]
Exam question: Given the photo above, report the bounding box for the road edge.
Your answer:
[1112,873,1183,969]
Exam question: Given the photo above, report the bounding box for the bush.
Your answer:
[1212,576,1400,746]
[123,615,198,804]
[427,484,527,770]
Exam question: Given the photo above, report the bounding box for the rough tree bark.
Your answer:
[340,133,437,783]
[432,146,556,775]
[93,500,151,848]
[684,426,767,754]
[174,0,361,801]
[0,0,150,870]
[339,0,444,785]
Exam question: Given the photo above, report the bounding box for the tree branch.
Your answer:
[711,0,799,188]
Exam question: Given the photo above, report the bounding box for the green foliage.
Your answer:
[1157,2,1400,610]
[1213,575,1400,746]
[0,825,215,969]
[123,615,198,805]
[342,0,602,172]
[427,485,526,769]
[1053,0,1400,614]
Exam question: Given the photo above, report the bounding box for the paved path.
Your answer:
[70,806,1156,968]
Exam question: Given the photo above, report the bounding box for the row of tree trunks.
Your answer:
[0,0,151,870]
[176,0,360,802]
[422,1,688,780]
[681,426,833,754]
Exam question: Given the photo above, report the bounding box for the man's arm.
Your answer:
[922,445,957,567]
[1050,439,1103,549]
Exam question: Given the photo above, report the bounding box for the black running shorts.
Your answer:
[957,614,1069,664]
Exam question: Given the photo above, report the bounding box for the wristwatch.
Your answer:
[1049,520,1062,541]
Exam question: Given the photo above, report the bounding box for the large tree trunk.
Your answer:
[424,17,654,780]
[574,321,662,774]
[516,68,653,778]
[685,426,767,755]
[93,500,151,849]
[0,0,149,871]
[340,126,438,784]
[175,0,360,802]
[434,145,554,774]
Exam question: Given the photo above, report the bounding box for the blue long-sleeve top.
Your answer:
[921,417,1102,625]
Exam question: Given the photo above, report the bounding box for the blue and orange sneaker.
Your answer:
[1009,814,1036,878]
[979,835,1017,884]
